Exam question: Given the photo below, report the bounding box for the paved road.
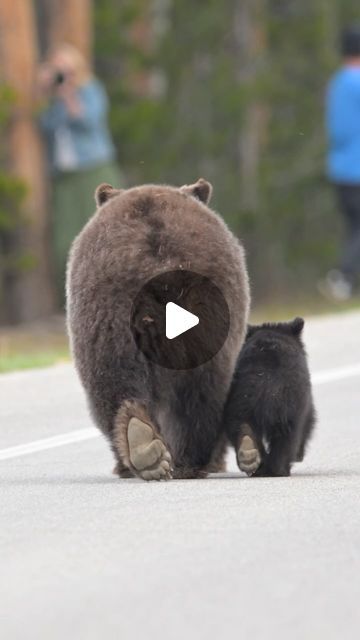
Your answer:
[1,310,359,640]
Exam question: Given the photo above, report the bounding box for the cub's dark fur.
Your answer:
[67,179,250,480]
[224,318,316,477]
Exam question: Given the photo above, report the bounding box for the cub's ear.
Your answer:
[290,317,305,336]
[95,183,123,207]
[246,324,258,339]
[180,178,213,204]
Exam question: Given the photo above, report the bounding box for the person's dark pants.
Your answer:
[336,184,360,284]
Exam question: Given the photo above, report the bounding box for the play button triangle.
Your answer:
[166,302,199,340]
[130,270,230,369]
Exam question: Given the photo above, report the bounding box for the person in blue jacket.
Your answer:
[38,44,124,304]
[323,26,360,301]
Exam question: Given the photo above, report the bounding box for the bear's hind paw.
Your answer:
[128,417,173,481]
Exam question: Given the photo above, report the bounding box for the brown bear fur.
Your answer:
[66,179,250,479]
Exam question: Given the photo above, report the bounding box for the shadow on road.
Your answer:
[1,468,359,486]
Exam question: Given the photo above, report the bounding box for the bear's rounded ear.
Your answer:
[95,183,123,207]
[290,317,305,336]
[180,178,213,204]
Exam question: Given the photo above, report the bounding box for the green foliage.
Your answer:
[0,84,28,318]
[0,84,27,229]
[0,172,27,231]
[0,84,17,126]
[94,0,360,301]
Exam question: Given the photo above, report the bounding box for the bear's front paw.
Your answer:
[128,417,173,481]
[237,435,261,476]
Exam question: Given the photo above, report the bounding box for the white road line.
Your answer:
[0,428,99,461]
[312,363,360,385]
[0,362,359,462]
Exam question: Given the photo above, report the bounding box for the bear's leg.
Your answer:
[256,428,296,477]
[113,400,173,481]
[295,405,316,462]
[172,438,227,479]
[235,423,263,476]
[205,434,228,474]
[146,369,232,479]
[112,460,134,478]
[170,419,228,479]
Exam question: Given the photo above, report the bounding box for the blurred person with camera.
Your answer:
[321,26,360,301]
[38,44,123,305]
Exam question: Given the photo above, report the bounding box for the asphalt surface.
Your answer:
[0,310,359,640]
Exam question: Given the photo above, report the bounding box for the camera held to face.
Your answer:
[53,70,66,86]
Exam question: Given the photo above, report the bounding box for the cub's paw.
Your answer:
[254,462,291,478]
[237,435,261,476]
[128,417,172,481]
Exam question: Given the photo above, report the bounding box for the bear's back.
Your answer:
[68,184,245,296]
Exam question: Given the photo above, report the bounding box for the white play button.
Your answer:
[166,302,199,340]
[131,270,230,368]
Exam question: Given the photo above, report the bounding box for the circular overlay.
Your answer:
[130,270,230,370]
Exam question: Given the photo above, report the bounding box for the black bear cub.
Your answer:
[224,318,316,477]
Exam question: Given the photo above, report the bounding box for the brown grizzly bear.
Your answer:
[66,179,250,480]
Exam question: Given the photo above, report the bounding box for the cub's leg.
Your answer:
[295,405,316,462]
[113,400,173,481]
[256,427,296,477]
[235,423,263,476]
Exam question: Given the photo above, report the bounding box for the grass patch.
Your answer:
[251,296,360,323]
[0,318,70,374]
[0,349,70,374]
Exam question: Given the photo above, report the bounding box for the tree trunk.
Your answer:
[234,0,268,212]
[47,0,93,62]
[0,0,54,322]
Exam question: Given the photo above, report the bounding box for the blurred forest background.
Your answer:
[0,0,359,327]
